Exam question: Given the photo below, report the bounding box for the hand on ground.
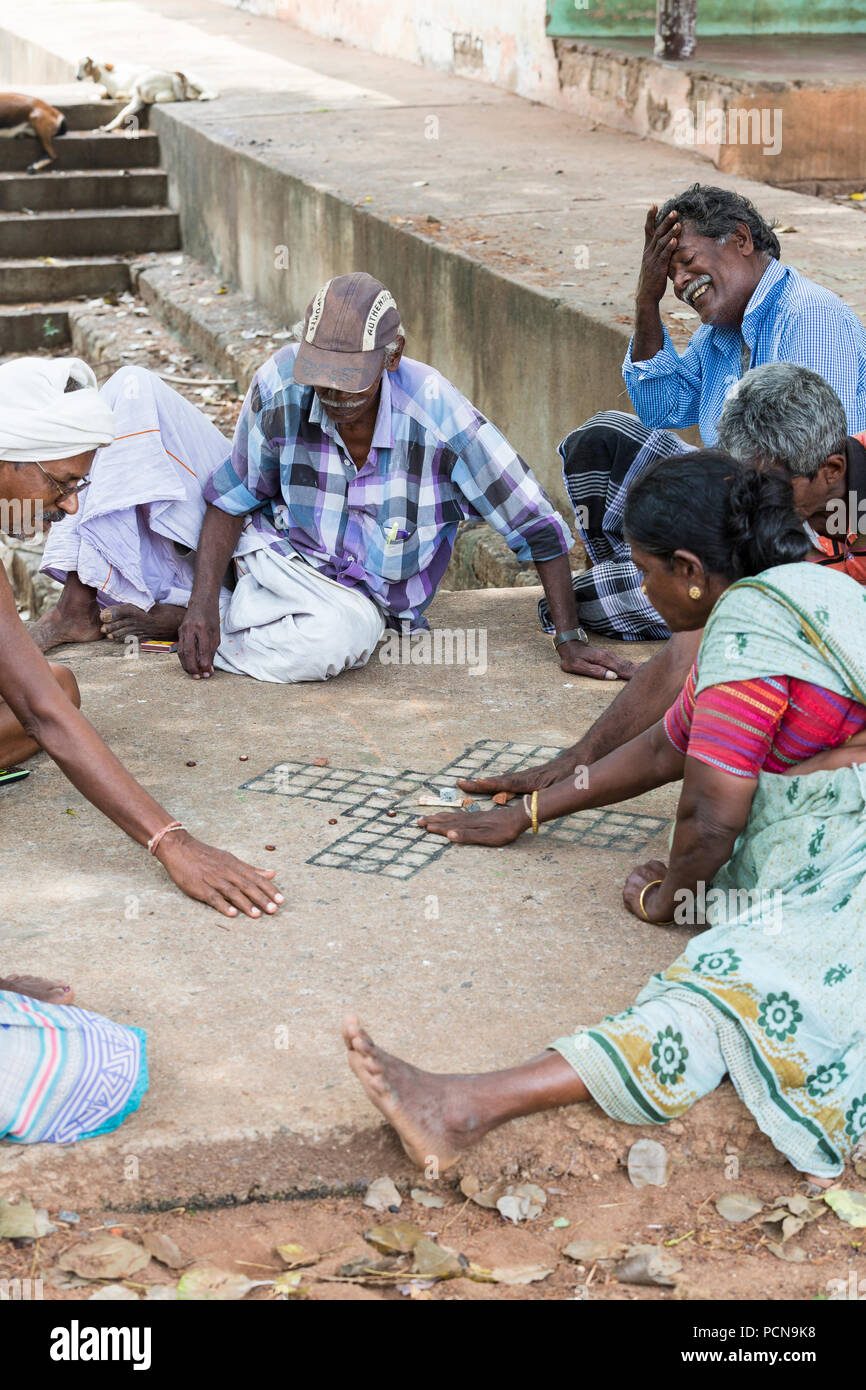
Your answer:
[418,802,529,846]
[622,859,671,923]
[156,834,284,919]
[178,604,220,679]
[558,639,637,681]
[458,755,576,797]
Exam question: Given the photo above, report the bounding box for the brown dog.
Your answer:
[0,92,67,173]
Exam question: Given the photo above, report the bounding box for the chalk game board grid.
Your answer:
[241,740,669,878]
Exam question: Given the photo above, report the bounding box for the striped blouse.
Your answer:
[664,661,866,778]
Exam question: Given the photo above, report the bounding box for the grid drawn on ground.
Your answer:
[242,741,671,877]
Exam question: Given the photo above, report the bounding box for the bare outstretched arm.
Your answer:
[0,564,281,920]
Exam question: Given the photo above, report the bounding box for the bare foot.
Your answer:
[342,1013,489,1170]
[29,601,103,653]
[101,603,185,642]
[0,974,75,1006]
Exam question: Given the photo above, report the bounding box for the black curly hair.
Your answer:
[623,450,808,581]
[655,184,780,261]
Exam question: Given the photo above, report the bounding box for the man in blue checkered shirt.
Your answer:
[180,272,636,684]
[544,183,866,647]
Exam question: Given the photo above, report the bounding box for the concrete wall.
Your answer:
[152,106,627,514]
[213,0,564,106]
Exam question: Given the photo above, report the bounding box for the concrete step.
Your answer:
[3,88,131,130]
[0,256,131,303]
[0,168,167,211]
[0,129,160,172]
[0,207,180,257]
[0,304,70,352]
[132,254,292,394]
[51,100,131,131]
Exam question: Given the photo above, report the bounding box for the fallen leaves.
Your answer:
[715,1192,764,1223]
[57,1235,151,1282]
[365,1222,425,1255]
[562,1239,626,1264]
[363,1176,402,1213]
[627,1138,669,1189]
[0,1197,53,1240]
[141,1231,187,1269]
[823,1189,866,1228]
[614,1244,682,1288]
[411,1188,446,1210]
[176,1265,259,1301]
[460,1175,547,1223]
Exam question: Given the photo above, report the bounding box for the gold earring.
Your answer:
[640,582,648,595]
[689,586,702,600]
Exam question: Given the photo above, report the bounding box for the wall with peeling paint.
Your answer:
[215,0,564,106]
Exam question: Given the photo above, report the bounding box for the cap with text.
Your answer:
[292,272,401,392]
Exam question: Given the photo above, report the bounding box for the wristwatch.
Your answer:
[553,627,589,650]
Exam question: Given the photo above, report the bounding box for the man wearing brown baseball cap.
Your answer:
[175,271,634,684]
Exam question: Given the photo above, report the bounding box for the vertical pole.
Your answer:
[654,0,697,60]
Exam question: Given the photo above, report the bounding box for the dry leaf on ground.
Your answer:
[468,1263,554,1286]
[365,1223,425,1255]
[714,1193,764,1223]
[411,1188,446,1209]
[824,1189,866,1228]
[614,1244,682,1288]
[563,1239,627,1263]
[57,1235,151,1282]
[627,1139,669,1189]
[411,1237,465,1280]
[142,1232,187,1269]
[176,1265,258,1301]
[0,1197,52,1240]
[363,1177,402,1213]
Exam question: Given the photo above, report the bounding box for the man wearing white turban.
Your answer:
[0,355,284,922]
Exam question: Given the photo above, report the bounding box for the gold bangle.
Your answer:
[530,789,539,834]
[638,878,664,921]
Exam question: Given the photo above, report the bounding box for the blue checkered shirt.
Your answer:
[203,346,573,628]
[623,257,866,444]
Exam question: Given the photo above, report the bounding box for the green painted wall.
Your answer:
[546,0,866,37]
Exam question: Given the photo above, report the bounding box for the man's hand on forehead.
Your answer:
[636,204,680,308]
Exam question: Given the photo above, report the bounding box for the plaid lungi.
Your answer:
[538,411,693,641]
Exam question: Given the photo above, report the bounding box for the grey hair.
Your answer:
[717,362,848,480]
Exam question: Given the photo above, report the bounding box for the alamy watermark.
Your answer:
[0,498,44,537]
[672,101,782,158]
[672,881,783,935]
[379,622,487,675]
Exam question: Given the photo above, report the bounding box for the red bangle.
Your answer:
[147,821,186,855]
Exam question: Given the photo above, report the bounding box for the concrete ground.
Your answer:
[1,591,777,1212]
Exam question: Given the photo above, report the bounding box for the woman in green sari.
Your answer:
[344,451,866,1181]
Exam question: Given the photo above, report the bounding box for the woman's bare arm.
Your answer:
[420,716,685,845]
[628,758,755,924]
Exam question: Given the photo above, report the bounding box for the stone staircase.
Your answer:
[0,97,179,353]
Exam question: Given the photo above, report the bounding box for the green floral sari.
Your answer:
[554,562,866,1176]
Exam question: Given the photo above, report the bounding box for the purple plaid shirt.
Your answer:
[203,345,573,628]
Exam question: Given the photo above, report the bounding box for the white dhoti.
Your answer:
[214,541,385,683]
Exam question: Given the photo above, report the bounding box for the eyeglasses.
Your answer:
[32,459,91,500]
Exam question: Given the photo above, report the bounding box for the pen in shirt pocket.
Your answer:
[384,521,412,545]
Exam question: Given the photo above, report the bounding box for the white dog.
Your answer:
[75,57,217,131]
